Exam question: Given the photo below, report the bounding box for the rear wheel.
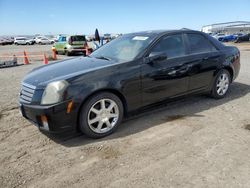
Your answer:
[79,92,124,138]
[210,69,231,99]
[65,50,71,56]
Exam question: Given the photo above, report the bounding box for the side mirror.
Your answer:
[145,52,167,64]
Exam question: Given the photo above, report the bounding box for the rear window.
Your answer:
[71,36,86,41]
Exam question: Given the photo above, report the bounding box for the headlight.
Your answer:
[41,80,69,105]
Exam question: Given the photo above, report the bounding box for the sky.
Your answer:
[0,0,249,35]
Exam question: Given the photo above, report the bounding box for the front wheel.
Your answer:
[210,69,231,99]
[79,92,124,138]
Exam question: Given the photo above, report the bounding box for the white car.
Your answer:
[34,36,53,44]
[34,36,45,44]
[212,33,225,40]
[37,37,54,45]
[14,37,35,45]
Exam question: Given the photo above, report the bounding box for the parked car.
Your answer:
[235,33,250,43]
[0,38,8,45]
[0,39,4,45]
[35,36,55,44]
[14,37,35,45]
[212,33,225,41]
[103,33,111,40]
[221,34,237,42]
[34,36,45,44]
[0,37,14,45]
[19,30,240,138]
[48,37,57,43]
[86,35,94,42]
[38,37,54,45]
[52,35,87,56]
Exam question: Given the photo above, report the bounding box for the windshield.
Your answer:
[90,34,156,62]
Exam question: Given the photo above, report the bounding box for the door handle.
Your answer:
[168,70,177,75]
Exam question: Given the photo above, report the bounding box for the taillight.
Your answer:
[68,37,72,45]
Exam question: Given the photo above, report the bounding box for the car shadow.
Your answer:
[45,82,250,147]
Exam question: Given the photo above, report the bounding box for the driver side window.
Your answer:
[151,34,186,59]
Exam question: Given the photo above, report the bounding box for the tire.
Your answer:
[79,92,124,138]
[65,50,71,56]
[210,69,231,99]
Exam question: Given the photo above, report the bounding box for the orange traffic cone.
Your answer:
[23,51,29,64]
[43,54,48,65]
[52,48,57,60]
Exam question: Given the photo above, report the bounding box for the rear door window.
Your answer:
[186,33,217,54]
[150,34,186,59]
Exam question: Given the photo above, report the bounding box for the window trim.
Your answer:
[184,32,219,55]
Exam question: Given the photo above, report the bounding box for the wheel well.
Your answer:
[224,67,234,82]
[76,89,128,131]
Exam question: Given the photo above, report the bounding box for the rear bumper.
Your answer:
[19,100,77,133]
[68,48,93,54]
[68,48,85,53]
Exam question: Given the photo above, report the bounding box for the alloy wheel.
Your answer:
[216,73,229,96]
[87,99,119,134]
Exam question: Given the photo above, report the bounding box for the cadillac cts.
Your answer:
[19,30,240,138]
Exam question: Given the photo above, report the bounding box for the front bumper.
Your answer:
[19,100,78,133]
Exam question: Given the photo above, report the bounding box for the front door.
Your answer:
[141,33,190,106]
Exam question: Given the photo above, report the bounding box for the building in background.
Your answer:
[201,21,250,34]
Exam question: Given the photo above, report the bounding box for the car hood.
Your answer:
[22,57,114,88]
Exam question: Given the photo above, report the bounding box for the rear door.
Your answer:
[184,32,221,91]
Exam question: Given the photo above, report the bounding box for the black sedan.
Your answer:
[235,33,250,43]
[19,29,240,138]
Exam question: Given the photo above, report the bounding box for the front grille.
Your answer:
[20,83,36,104]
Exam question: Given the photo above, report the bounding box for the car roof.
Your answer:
[125,29,200,37]
[15,37,26,39]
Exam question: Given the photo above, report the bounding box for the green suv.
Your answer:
[52,35,87,56]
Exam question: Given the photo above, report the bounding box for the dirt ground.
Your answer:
[0,42,250,188]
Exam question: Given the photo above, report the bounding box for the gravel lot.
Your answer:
[0,43,250,188]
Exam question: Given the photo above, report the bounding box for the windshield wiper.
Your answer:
[95,56,112,61]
